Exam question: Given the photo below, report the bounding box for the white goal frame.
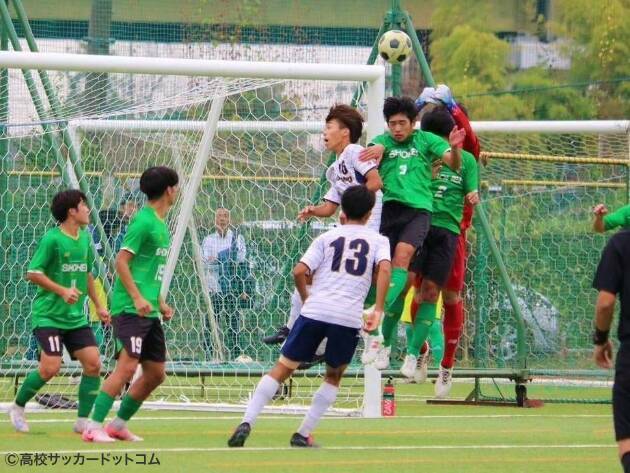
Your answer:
[0,51,386,418]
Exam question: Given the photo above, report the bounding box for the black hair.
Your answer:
[50,189,87,223]
[326,104,364,144]
[383,96,418,122]
[341,185,376,221]
[421,109,456,138]
[139,166,179,200]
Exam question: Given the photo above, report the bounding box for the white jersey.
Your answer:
[323,143,383,232]
[299,224,390,329]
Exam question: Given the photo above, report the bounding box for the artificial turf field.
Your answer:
[0,381,618,473]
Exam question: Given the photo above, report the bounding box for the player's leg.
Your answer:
[68,327,102,434]
[263,287,304,345]
[383,204,431,314]
[291,322,359,447]
[436,233,467,397]
[229,315,325,447]
[9,329,62,432]
[406,229,457,378]
[428,315,444,369]
[614,344,630,472]
[83,315,150,442]
[105,318,166,441]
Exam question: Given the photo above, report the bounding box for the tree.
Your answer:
[552,0,630,117]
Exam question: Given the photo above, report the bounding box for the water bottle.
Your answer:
[382,377,396,417]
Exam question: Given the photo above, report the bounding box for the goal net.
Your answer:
[0,52,384,416]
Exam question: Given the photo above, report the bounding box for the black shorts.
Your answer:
[281,315,360,368]
[379,201,431,255]
[112,314,166,362]
[409,226,459,286]
[614,343,630,441]
[33,326,97,358]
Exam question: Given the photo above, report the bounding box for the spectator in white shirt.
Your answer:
[202,208,253,361]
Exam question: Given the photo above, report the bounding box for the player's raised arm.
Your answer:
[593,203,630,233]
[593,204,608,233]
[297,201,338,222]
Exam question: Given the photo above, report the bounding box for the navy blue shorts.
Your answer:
[281,315,360,368]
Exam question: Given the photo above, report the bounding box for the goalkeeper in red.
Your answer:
[8,190,110,434]
[412,84,482,397]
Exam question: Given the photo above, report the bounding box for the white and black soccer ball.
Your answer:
[378,30,412,64]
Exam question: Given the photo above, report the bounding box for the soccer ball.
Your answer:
[378,30,412,64]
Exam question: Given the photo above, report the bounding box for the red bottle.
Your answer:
[382,377,396,417]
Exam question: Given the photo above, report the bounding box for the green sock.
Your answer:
[382,295,405,347]
[77,375,101,418]
[117,394,143,421]
[364,285,376,307]
[385,267,408,313]
[428,319,444,368]
[408,302,437,357]
[91,391,115,424]
[15,371,47,407]
[405,324,414,353]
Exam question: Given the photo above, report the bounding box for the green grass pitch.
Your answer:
[0,382,617,473]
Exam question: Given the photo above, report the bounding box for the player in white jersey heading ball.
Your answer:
[262,104,383,348]
[229,185,391,448]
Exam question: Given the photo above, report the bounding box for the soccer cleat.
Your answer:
[290,432,319,448]
[105,423,144,441]
[8,403,29,433]
[413,349,430,384]
[82,427,116,443]
[262,326,290,345]
[73,417,88,434]
[361,335,383,365]
[374,346,391,370]
[228,422,251,447]
[435,365,454,399]
[400,354,418,379]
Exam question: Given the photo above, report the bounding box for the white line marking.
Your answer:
[0,444,616,455]
[0,413,612,424]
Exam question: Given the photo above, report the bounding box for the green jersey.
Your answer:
[27,227,95,330]
[111,206,170,318]
[431,150,479,235]
[370,130,451,211]
[604,204,630,231]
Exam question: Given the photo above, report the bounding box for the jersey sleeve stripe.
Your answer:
[120,246,136,255]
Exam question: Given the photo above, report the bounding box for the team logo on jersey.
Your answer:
[64,252,70,258]
[388,148,418,160]
[62,263,87,272]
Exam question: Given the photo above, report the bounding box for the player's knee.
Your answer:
[149,369,167,386]
[82,358,101,376]
[39,361,61,380]
[421,283,439,303]
[118,362,139,382]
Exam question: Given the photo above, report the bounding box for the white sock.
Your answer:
[242,375,280,427]
[297,382,338,437]
[12,403,24,413]
[109,417,126,431]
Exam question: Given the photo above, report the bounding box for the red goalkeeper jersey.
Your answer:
[451,104,480,231]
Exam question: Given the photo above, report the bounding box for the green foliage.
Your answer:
[424,0,628,120]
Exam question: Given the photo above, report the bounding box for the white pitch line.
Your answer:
[0,444,616,455]
[0,413,612,424]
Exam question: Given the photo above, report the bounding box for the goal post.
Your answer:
[0,51,385,417]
